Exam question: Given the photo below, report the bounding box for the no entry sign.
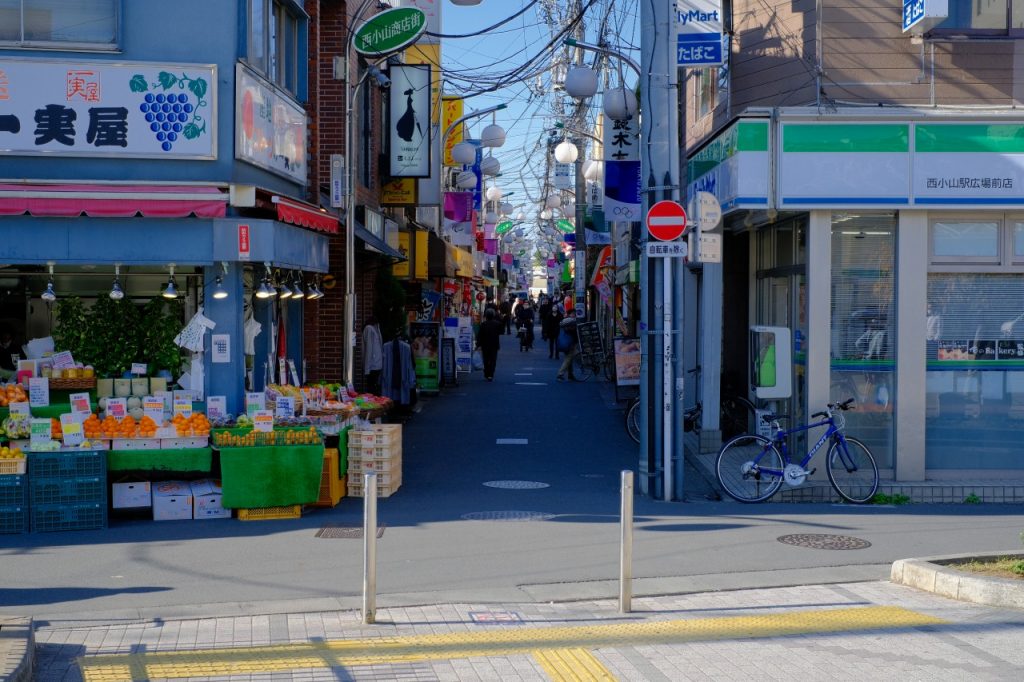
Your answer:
[646,200,687,241]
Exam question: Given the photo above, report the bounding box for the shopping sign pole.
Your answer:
[646,201,687,501]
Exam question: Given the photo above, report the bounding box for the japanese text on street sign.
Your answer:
[646,242,689,258]
[675,0,725,67]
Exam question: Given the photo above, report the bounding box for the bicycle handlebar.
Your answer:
[812,398,856,420]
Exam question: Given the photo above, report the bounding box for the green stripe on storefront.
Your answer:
[737,120,768,152]
[916,124,1024,153]
[783,124,909,153]
[687,120,768,179]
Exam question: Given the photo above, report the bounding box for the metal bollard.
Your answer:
[619,469,634,613]
[362,471,377,624]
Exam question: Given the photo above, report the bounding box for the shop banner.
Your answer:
[418,288,442,321]
[236,63,305,182]
[394,232,411,278]
[441,95,464,166]
[484,238,497,256]
[613,338,641,386]
[388,64,432,177]
[0,58,216,159]
[409,321,440,392]
[604,160,642,222]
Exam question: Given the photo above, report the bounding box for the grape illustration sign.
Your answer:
[0,59,215,158]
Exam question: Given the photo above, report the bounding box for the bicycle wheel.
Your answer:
[572,353,594,381]
[826,436,879,504]
[624,399,640,444]
[720,395,756,440]
[715,434,784,503]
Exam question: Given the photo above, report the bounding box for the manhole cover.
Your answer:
[460,511,556,522]
[483,480,550,489]
[315,524,386,539]
[777,533,871,550]
[469,610,524,624]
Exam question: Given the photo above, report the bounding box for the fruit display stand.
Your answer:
[84,413,214,476]
[213,427,325,509]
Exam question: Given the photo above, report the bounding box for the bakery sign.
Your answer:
[0,58,216,159]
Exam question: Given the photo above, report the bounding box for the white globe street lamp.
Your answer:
[545,194,561,209]
[500,201,513,215]
[554,139,579,164]
[604,85,637,121]
[540,208,553,220]
[451,140,477,165]
[449,0,482,5]
[480,123,506,148]
[456,170,477,189]
[486,185,503,201]
[480,155,501,176]
[563,65,599,98]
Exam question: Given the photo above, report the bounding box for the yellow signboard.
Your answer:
[442,96,464,166]
[381,177,417,205]
[393,232,411,278]
[414,230,429,280]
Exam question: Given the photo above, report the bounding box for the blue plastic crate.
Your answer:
[28,449,105,479]
[0,504,28,534]
[31,502,107,533]
[0,475,27,508]
[30,476,105,506]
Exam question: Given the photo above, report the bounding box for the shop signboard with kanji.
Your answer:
[0,59,216,159]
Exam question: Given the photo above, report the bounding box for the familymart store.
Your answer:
[688,109,1024,482]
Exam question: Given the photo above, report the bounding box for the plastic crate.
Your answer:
[312,449,344,508]
[0,505,27,534]
[31,476,105,506]
[349,469,401,486]
[346,480,401,499]
[237,505,301,521]
[349,443,402,461]
[0,458,26,475]
[0,475,27,508]
[28,449,105,479]
[349,455,401,475]
[347,425,402,448]
[31,502,107,532]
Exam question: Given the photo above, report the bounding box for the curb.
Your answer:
[891,551,1024,609]
[0,617,33,682]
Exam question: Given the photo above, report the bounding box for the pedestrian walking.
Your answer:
[515,301,535,350]
[556,315,578,381]
[499,296,512,335]
[543,299,563,359]
[475,307,503,381]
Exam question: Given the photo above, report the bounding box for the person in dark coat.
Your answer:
[543,300,564,359]
[475,307,503,381]
[498,297,512,335]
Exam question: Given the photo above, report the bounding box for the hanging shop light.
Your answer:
[211,262,229,300]
[276,271,293,299]
[109,264,125,300]
[305,277,319,299]
[291,273,305,298]
[41,262,57,302]
[255,263,276,299]
[162,264,179,299]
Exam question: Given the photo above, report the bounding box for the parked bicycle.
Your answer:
[714,398,879,503]
[624,385,755,444]
[571,346,614,382]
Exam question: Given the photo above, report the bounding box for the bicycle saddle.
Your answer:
[759,413,789,423]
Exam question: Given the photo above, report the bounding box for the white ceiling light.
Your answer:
[479,155,500,176]
[455,169,477,189]
[554,140,578,164]
[109,264,125,300]
[451,140,477,165]
[41,262,57,302]
[485,185,503,201]
[604,85,637,122]
[480,123,506,148]
[564,65,599,99]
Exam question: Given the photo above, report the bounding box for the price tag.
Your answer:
[275,396,295,418]
[60,413,85,446]
[107,397,128,419]
[51,351,75,369]
[131,362,148,375]
[29,377,50,407]
[252,410,274,432]
[245,392,266,417]
[172,394,193,419]
[69,392,92,417]
[206,396,226,420]
[143,396,165,424]
[9,402,30,416]
[30,418,52,448]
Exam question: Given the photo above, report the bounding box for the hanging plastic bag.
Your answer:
[471,349,484,371]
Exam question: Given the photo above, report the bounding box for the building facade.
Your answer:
[684,0,1024,479]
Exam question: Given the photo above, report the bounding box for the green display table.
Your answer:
[218,444,324,508]
[106,448,213,474]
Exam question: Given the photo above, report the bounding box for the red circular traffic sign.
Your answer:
[646,200,687,241]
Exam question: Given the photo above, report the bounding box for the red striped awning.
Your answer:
[0,183,227,218]
[273,195,339,234]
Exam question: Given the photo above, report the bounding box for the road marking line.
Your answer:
[514,372,533,376]
[77,606,945,681]
[496,438,529,445]
[515,382,547,386]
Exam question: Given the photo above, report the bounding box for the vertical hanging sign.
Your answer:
[675,0,725,67]
[388,64,432,177]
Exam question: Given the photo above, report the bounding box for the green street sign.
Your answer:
[555,218,575,233]
[353,7,427,57]
[495,220,514,235]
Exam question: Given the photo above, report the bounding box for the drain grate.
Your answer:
[461,511,555,522]
[777,533,871,550]
[315,524,386,539]
[482,480,550,489]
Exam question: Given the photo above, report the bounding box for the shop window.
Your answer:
[691,40,730,121]
[931,220,1000,263]
[0,0,118,47]
[830,214,896,469]
[925,273,1024,469]
[931,1,1023,37]
[1014,222,1024,262]
[247,0,305,97]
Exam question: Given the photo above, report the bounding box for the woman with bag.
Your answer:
[475,307,503,381]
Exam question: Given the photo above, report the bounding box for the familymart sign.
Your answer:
[353,7,427,57]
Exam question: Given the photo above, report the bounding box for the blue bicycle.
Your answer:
[715,398,879,503]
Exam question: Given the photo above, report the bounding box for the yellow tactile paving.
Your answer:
[533,648,615,681]
[78,605,946,681]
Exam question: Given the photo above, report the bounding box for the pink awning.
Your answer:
[273,195,338,234]
[0,184,227,218]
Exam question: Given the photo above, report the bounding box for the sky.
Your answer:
[437,0,640,248]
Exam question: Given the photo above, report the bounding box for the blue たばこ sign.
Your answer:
[675,0,725,68]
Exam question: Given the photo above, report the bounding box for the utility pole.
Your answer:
[640,0,681,500]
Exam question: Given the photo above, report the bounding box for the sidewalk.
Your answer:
[31,579,1024,681]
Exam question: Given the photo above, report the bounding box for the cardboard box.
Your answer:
[112,480,151,509]
[190,478,231,519]
[152,480,193,521]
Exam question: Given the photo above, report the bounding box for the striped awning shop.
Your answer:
[272,195,339,234]
[0,183,227,218]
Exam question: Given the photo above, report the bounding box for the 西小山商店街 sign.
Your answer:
[353,7,427,57]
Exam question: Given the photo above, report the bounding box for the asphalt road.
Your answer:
[1,331,1021,625]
